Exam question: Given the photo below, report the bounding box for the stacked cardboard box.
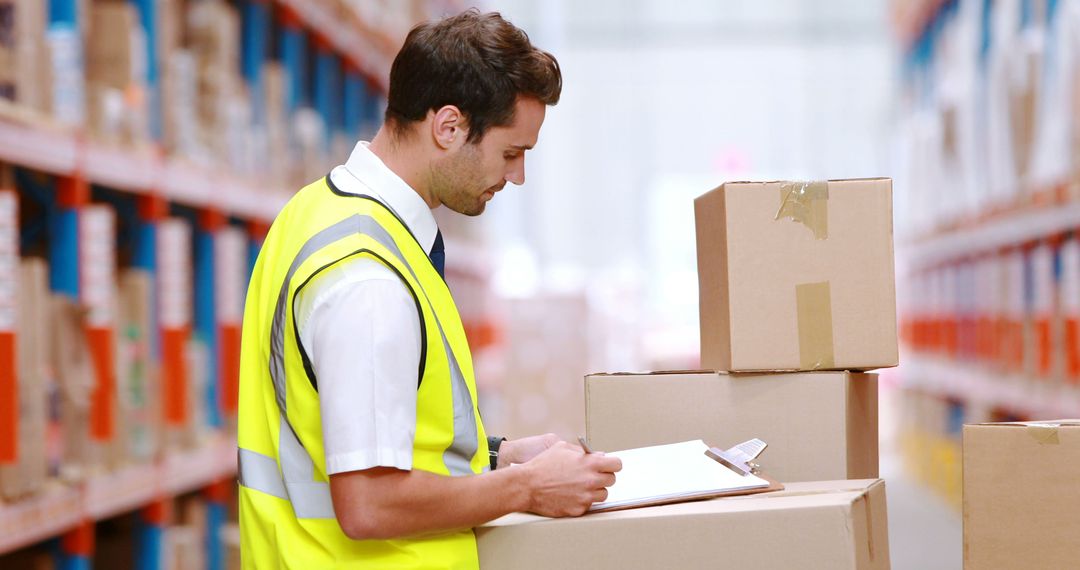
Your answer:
[586,371,878,482]
[695,179,897,372]
[478,479,889,570]
[560,178,897,567]
[586,179,895,472]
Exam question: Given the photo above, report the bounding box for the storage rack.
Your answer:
[891,0,1080,507]
[0,0,465,568]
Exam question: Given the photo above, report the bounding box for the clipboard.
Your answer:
[586,439,785,513]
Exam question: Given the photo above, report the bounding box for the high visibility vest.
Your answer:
[237,175,490,569]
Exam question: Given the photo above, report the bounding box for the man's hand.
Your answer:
[497,433,561,468]
[518,440,623,517]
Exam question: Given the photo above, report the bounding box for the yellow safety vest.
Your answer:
[237,175,489,569]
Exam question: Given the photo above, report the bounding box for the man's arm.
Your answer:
[330,441,620,540]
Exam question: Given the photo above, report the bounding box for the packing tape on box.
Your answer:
[775,180,829,240]
[796,281,835,370]
[1026,423,1060,444]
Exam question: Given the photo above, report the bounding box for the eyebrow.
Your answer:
[507,144,533,151]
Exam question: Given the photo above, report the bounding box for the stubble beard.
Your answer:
[431,144,488,217]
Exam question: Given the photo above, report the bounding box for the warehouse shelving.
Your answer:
[889,0,1080,510]
[278,0,395,91]
[0,110,292,223]
[902,186,1080,269]
[0,434,235,555]
[1,0,482,567]
[900,354,1080,418]
[0,487,82,555]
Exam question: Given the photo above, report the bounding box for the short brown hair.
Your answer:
[384,10,561,143]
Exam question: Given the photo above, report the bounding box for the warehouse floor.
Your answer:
[881,412,963,569]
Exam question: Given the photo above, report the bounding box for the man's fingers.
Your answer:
[592,455,622,472]
[592,488,608,503]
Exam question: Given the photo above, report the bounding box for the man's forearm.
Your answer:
[330,464,531,540]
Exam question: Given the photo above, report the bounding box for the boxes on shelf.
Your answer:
[187,0,242,166]
[85,2,140,90]
[157,218,201,449]
[963,421,1080,569]
[44,21,85,126]
[0,259,50,500]
[117,269,159,464]
[0,0,47,110]
[585,371,878,482]
[695,178,898,372]
[477,479,889,570]
[84,1,150,145]
[261,61,291,185]
[162,49,207,164]
[50,294,93,480]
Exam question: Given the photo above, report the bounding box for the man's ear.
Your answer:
[431,105,468,150]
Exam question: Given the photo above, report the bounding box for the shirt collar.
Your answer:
[331,141,439,252]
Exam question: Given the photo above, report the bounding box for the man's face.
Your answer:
[431,97,546,216]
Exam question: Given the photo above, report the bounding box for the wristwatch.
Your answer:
[488,436,507,470]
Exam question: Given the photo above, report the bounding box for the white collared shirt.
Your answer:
[295,141,438,475]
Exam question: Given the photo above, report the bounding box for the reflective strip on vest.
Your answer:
[239,213,481,518]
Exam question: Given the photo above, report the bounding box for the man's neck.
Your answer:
[368,128,439,209]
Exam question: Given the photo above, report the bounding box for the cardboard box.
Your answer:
[117,269,159,463]
[695,179,898,372]
[963,421,1080,569]
[51,295,94,477]
[0,259,49,499]
[586,371,878,482]
[477,479,889,570]
[0,0,47,109]
[85,2,139,89]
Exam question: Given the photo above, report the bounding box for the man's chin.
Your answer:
[446,202,486,217]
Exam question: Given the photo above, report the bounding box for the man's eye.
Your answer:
[505,153,521,160]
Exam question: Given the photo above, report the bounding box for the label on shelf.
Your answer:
[157,218,192,329]
[0,192,17,333]
[79,205,117,328]
[214,226,247,325]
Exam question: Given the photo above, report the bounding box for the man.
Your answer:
[237,10,622,569]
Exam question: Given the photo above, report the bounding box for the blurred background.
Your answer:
[2,0,1077,568]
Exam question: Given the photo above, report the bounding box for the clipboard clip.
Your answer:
[705,438,768,476]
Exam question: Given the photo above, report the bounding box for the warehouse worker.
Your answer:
[237,10,621,569]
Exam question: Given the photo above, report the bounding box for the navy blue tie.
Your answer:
[430,230,445,278]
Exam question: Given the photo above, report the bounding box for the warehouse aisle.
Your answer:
[881,380,963,570]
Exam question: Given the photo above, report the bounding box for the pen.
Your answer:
[577,436,594,454]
